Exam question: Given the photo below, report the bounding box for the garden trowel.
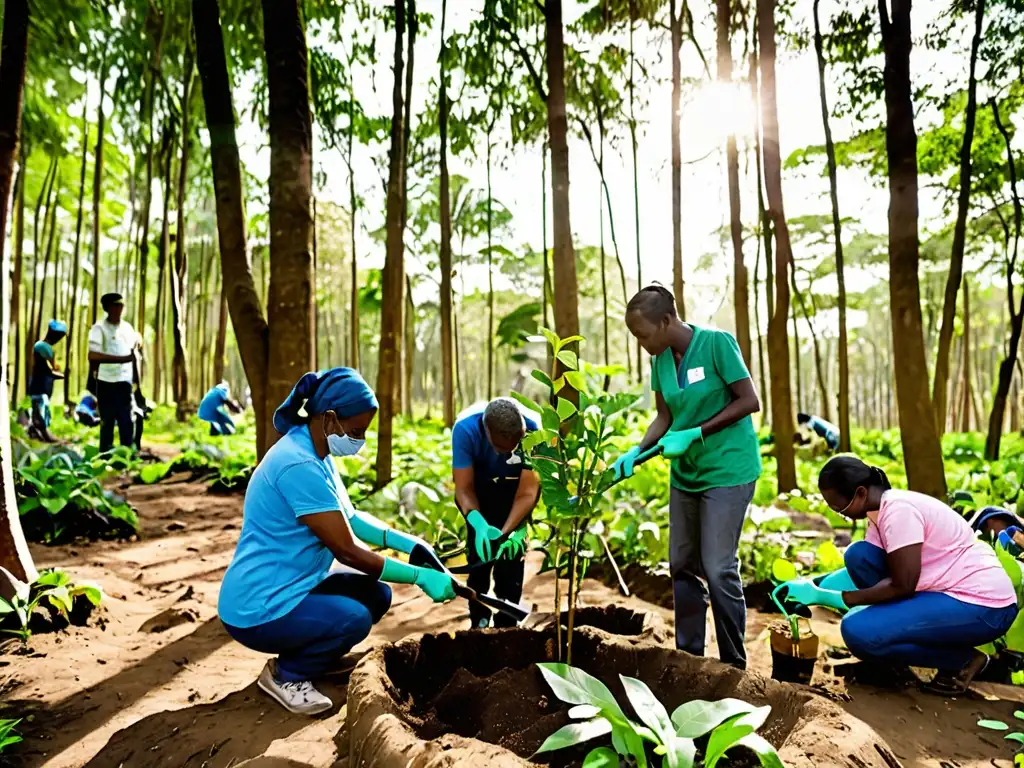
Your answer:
[409,545,531,623]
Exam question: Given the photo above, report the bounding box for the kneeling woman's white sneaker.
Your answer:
[258,660,333,715]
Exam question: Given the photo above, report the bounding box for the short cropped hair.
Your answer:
[626,283,677,321]
[483,398,526,442]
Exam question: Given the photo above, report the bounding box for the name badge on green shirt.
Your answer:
[651,326,762,493]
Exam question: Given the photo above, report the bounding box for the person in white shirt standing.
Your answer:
[88,293,142,452]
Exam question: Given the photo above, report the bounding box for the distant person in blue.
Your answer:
[199,380,242,436]
[28,320,67,442]
[218,367,455,716]
[797,412,840,450]
[452,398,540,629]
[74,393,100,427]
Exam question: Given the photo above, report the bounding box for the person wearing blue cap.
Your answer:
[27,320,68,442]
[198,380,242,436]
[218,367,456,716]
[74,393,100,427]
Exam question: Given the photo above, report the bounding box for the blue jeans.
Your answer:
[669,483,756,668]
[222,573,392,682]
[840,541,1018,671]
[207,408,235,436]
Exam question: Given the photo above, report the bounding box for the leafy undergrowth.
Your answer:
[0,568,104,645]
[15,445,139,544]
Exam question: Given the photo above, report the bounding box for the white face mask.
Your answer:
[328,433,365,457]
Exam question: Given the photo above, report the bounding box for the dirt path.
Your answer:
[2,480,1021,768]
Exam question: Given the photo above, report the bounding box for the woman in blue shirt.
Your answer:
[218,368,455,715]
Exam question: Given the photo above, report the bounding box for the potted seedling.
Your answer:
[768,559,819,685]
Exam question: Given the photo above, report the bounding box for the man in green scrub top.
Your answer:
[614,284,762,668]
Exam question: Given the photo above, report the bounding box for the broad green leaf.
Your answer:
[620,676,673,741]
[44,586,73,617]
[17,497,40,513]
[541,406,561,432]
[996,544,1022,592]
[557,350,579,370]
[556,334,585,352]
[537,664,625,720]
[672,699,757,739]
[1007,733,1024,744]
[565,371,588,392]
[71,584,104,606]
[553,376,567,393]
[534,717,612,754]
[979,720,1010,730]
[34,569,69,588]
[569,704,602,720]
[771,559,798,584]
[815,541,845,571]
[705,719,756,768]
[510,390,543,414]
[611,722,648,768]
[521,431,548,452]
[556,398,578,421]
[582,747,619,767]
[531,370,554,390]
[540,328,560,350]
[41,496,68,514]
[733,734,786,768]
[140,462,171,484]
[1015,710,1024,720]
[663,736,696,768]
[1004,611,1024,652]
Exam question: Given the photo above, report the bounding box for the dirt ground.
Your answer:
[3,478,1024,768]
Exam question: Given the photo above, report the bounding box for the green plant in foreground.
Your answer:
[0,719,22,753]
[0,569,104,645]
[535,663,785,768]
[511,330,639,662]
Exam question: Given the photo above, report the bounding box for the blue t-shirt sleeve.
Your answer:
[34,341,54,362]
[275,461,341,518]
[452,420,476,470]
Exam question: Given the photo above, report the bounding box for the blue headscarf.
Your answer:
[272,367,378,434]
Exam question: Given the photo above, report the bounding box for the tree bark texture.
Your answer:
[670,0,685,319]
[438,0,454,427]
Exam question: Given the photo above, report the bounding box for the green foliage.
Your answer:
[16,446,140,544]
[535,664,785,768]
[0,719,22,754]
[0,568,103,645]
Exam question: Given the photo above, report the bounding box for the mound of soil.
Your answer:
[347,627,901,768]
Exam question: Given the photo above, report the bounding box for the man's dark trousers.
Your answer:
[465,477,524,628]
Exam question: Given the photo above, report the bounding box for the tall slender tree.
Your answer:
[170,41,195,414]
[758,0,796,492]
[878,0,946,497]
[91,54,109,321]
[932,0,986,435]
[438,0,455,427]
[812,0,850,451]
[669,0,685,318]
[67,101,90,402]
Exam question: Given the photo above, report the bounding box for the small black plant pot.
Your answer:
[770,620,819,685]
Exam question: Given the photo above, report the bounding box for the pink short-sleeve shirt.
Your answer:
[864,490,1016,609]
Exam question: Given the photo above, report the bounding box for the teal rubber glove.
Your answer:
[380,557,456,603]
[612,446,642,481]
[466,510,503,561]
[496,527,528,560]
[779,578,847,612]
[658,427,703,459]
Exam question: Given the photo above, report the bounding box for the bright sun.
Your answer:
[681,80,757,158]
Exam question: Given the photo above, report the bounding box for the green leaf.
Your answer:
[521,431,549,452]
[70,584,104,606]
[565,371,588,392]
[510,390,543,414]
[620,676,675,744]
[569,705,602,720]
[815,541,845,571]
[771,559,798,584]
[540,328,560,351]
[996,544,1022,591]
[17,497,40,513]
[140,462,171,484]
[557,350,579,370]
[1007,733,1024,745]
[34,569,69,588]
[672,699,757,739]
[733,734,786,768]
[1015,710,1024,720]
[979,720,1010,731]
[537,664,626,721]
[534,718,612,754]
[611,722,649,768]
[556,398,578,421]
[582,747,619,768]
[556,335,585,352]
[531,370,554,390]
[41,496,68,514]
[43,586,73,617]
[705,720,756,768]
[541,406,561,432]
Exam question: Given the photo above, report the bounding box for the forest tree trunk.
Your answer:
[669,0,685,318]
[813,0,850,451]
[92,56,109,322]
[170,49,195,416]
[0,0,36,582]
[10,148,25,407]
[67,105,89,403]
[376,0,410,487]
[194,0,269,454]
[758,0,797,492]
[438,0,454,427]
[263,0,316,448]
[546,0,581,354]
[932,0,985,436]
[879,0,947,497]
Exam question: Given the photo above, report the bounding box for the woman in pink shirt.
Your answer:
[780,455,1018,694]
